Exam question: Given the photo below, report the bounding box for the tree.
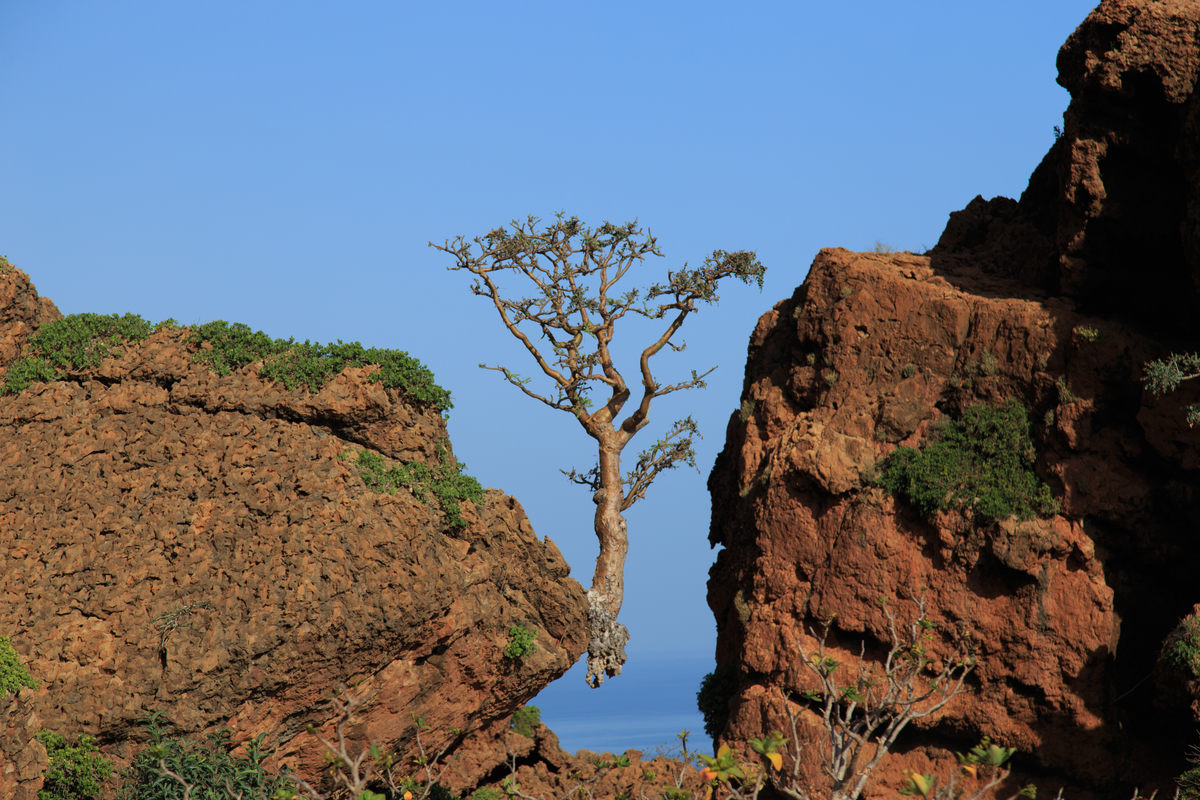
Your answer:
[432,214,764,687]
[1144,351,1200,427]
[775,596,977,800]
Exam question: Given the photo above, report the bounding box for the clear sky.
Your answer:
[2,2,1097,754]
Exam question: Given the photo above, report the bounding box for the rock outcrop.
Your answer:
[0,263,589,798]
[708,1,1200,796]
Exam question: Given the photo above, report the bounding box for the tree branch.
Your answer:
[621,416,700,510]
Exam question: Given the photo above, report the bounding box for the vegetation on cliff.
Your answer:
[185,320,452,410]
[1144,351,1200,427]
[2,312,160,394]
[0,635,37,696]
[348,444,484,528]
[877,399,1058,521]
[2,313,451,412]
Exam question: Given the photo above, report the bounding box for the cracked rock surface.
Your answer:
[0,265,588,799]
[708,1,1200,795]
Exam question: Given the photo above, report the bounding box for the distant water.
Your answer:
[531,653,714,756]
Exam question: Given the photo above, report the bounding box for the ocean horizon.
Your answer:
[531,652,714,756]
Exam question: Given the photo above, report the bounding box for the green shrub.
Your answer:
[186,321,452,411]
[1144,351,1200,427]
[877,398,1058,521]
[351,443,484,528]
[1165,614,1200,679]
[504,624,538,660]
[116,713,294,800]
[510,705,541,738]
[0,313,452,413]
[696,664,737,741]
[3,313,162,395]
[1180,758,1200,800]
[35,731,112,800]
[184,321,289,377]
[3,357,59,395]
[0,635,37,696]
[468,789,503,800]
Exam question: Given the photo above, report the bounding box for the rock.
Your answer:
[440,720,706,800]
[0,264,589,797]
[708,1,1200,795]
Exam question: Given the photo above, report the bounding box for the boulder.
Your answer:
[0,264,589,798]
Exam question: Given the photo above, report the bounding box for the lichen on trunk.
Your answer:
[585,479,631,687]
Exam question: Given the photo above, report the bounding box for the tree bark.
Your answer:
[585,442,630,688]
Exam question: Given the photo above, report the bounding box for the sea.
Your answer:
[530,652,714,757]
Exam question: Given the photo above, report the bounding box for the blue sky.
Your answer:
[1,2,1097,753]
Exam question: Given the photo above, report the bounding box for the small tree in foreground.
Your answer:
[772,596,986,800]
[432,215,764,687]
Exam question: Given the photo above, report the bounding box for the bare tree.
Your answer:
[773,596,979,800]
[432,214,764,687]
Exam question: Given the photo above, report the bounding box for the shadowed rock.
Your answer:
[708,1,1200,795]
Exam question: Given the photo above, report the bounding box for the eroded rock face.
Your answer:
[939,0,1200,336]
[0,265,589,798]
[440,720,706,800]
[708,1,1200,795]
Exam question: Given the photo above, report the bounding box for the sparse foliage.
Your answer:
[768,595,979,800]
[1,313,451,411]
[116,712,293,800]
[1178,740,1200,800]
[350,443,484,528]
[895,736,1033,800]
[1144,351,1200,427]
[433,214,764,687]
[1164,613,1200,679]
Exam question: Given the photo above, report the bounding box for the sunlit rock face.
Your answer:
[0,263,589,799]
[707,1,1200,795]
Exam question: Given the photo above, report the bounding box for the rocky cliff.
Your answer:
[708,0,1200,796]
[0,262,590,799]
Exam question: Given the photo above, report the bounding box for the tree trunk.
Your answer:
[585,442,630,688]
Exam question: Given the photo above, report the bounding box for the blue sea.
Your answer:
[531,652,714,756]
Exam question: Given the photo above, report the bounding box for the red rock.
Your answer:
[708,1,1200,795]
[0,264,589,798]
